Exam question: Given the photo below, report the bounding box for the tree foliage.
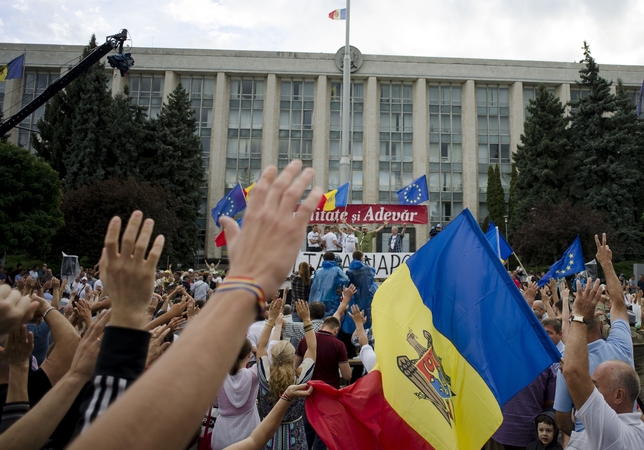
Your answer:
[513,84,569,231]
[486,164,506,228]
[140,83,205,263]
[33,37,206,265]
[0,142,64,256]
[566,44,644,258]
[53,177,179,264]
[512,201,621,265]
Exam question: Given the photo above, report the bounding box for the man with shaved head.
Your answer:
[532,300,547,319]
[557,234,644,449]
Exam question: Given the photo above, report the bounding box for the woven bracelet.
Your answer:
[216,277,266,314]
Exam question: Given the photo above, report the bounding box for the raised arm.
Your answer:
[523,281,538,308]
[0,325,33,405]
[68,161,321,450]
[295,299,317,362]
[348,305,376,373]
[0,285,38,335]
[0,311,109,450]
[400,223,407,237]
[333,284,356,322]
[225,384,313,450]
[375,220,389,233]
[595,233,628,324]
[342,219,357,233]
[562,279,602,410]
[33,295,80,386]
[257,299,282,360]
[561,281,571,343]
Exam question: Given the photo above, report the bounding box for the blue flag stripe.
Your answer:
[406,209,560,406]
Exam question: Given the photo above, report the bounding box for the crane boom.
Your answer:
[0,29,134,137]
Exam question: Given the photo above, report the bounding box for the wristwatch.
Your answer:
[571,314,588,324]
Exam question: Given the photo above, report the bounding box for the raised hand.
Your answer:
[0,325,34,368]
[0,285,38,334]
[348,304,367,328]
[68,310,111,382]
[99,211,165,329]
[572,278,603,322]
[268,298,283,322]
[523,281,538,305]
[167,316,186,332]
[594,233,612,266]
[220,161,322,300]
[294,299,310,322]
[146,325,172,367]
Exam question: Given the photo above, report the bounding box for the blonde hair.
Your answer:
[268,341,296,404]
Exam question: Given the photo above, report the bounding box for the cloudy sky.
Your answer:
[1,0,644,65]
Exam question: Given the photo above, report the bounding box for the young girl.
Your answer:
[256,299,316,450]
[211,338,259,450]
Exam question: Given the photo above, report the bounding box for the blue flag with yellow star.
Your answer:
[211,184,247,227]
[537,236,585,287]
[397,175,428,205]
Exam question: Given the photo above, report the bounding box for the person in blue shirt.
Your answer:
[309,252,348,317]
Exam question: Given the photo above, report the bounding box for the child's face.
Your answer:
[538,422,555,446]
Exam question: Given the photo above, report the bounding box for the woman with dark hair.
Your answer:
[211,338,259,450]
[290,262,312,322]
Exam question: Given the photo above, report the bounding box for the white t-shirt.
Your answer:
[192,280,209,300]
[307,231,320,247]
[344,235,358,254]
[322,232,339,251]
[359,345,376,373]
[573,387,644,450]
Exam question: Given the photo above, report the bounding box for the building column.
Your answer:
[111,69,127,96]
[312,75,328,189]
[509,81,524,157]
[461,80,478,219]
[363,76,378,204]
[162,70,179,104]
[3,77,23,145]
[557,83,571,115]
[262,73,279,168]
[412,78,429,246]
[206,72,229,259]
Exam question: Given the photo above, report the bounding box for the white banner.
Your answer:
[293,252,414,278]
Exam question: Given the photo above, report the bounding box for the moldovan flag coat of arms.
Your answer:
[305,208,560,450]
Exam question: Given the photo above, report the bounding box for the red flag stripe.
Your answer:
[305,371,435,450]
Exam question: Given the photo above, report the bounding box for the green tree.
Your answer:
[486,164,506,228]
[507,163,518,237]
[34,35,101,179]
[0,142,64,256]
[53,177,179,264]
[140,83,205,263]
[568,44,644,258]
[513,84,569,231]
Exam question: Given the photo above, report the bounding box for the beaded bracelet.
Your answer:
[42,307,57,321]
[280,392,293,402]
[216,277,266,314]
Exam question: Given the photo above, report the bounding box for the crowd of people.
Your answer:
[0,160,643,450]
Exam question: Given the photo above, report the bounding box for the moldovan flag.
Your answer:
[317,182,349,211]
[328,8,346,20]
[0,54,24,81]
[214,218,243,247]
[305,208,560,450]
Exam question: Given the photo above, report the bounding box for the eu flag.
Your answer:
[211,184,247,228]
[537,235,585,287]
[486,220,513,262]
[306,208,560,450]
[397,175,428,205]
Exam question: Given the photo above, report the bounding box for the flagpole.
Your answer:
[338,0,351,190]
[512,252,529,280]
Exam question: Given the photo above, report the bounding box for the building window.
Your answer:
[181,76,215,258]
[477,85,511,221]
[569,87,590,114]
[523,85,556,117]
[18,71,60,152]
[329,81,364,202]
[279,79,314,171]
[379,81,413,203]
[428,84,463,227]
[226,78,264,190]
[129,74,164,118]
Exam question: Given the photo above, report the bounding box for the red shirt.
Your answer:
[296,330,348,389]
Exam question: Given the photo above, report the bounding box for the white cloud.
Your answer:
[0,0,643,66]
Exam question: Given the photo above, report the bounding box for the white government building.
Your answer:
[1,42,642,259]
